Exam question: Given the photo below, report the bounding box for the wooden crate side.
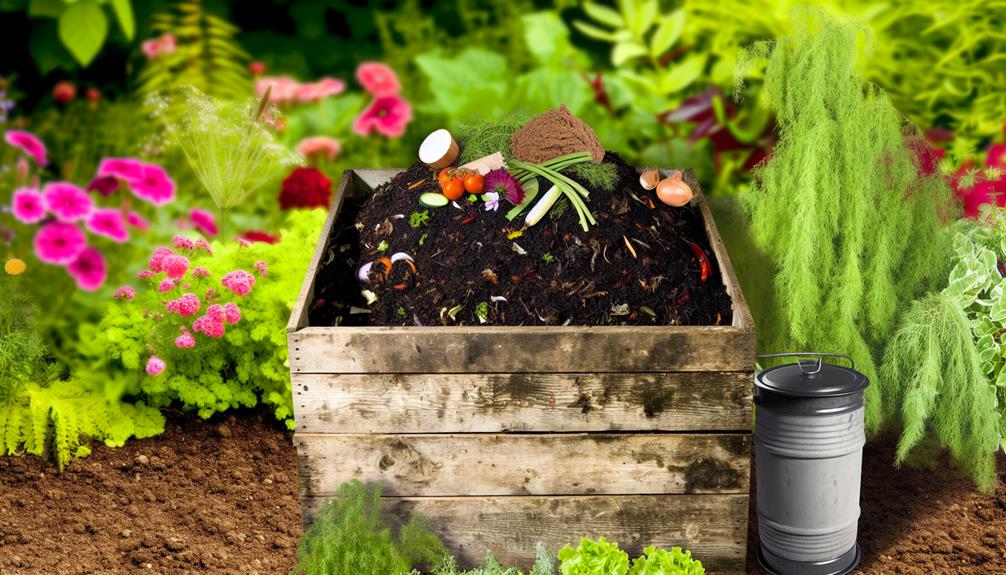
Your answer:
[295,432,750,497]
[289,325,755,373]
[300,494,748,571]
[286,171,353,334]
[695,194,754,331]
[292,371,753,433]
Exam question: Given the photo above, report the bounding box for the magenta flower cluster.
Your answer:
[4,131,177,291]
[122,236,263,378]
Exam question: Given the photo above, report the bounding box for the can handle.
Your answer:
[756,352,855,375]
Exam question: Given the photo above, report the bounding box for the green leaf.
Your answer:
[582,1,622,28]
[415,48,509,119]
[658,53,707,95]
[611,41,648,66]
[27,0,62,18]
[109,0,134,40]
[29,19,75,74]
[522,11,569,65]
[573,20,619,43]
[58,0,108,66]
[650,9,685,57]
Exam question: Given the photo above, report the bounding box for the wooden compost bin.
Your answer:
[287,169,755,571]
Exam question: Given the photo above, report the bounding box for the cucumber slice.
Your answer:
[418,192,449,208]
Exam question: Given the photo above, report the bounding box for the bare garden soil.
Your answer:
[309,154,733,328]
[3,412,1006,574]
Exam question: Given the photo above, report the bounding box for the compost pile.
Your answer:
[310,107,733,327]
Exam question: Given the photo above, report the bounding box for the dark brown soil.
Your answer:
[309,153,733,327]
[3,413,1006,574]
[0,410,302,574]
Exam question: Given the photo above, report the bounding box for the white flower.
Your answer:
[484,191,500,212]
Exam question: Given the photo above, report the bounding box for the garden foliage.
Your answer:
[0,275,163,470]
[431,543,554,575]
[292,480,447,575]
[883,215,1006,491]
[84,209,325,429]
[738,10,955,430]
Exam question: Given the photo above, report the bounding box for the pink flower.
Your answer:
[253,261,268,276]
[145,356,166,376]
[166,293,201,317]
[190,209,218,237]
[221,270,255,296]
[238,230,279,244]
[205,304,225,322]
[223,302,241,324]
[43,183,93,222]
[173,235,195,250]
[137,270,155,280]
[195,239,212,253]
[53,82,76,104]
[297,136,341,163]
[148,247,174,272]
[356,62,401,97]
[98,157,144,182]
[126,211,150,231]
[295,77,346,102]
[4,130,48,166]
[67,247,106,291]
[86,209,129,243]
[158,279,175,292]
[114,285,136,300]
[255,76,300,103]
[130,163,175,206]
[192,266,210,278]
[11,188,46,224]
[162,255,190,280]
[193,313,225,338]
[352,95,412,138]
[34,222,86,264]
[175,332,195,349]
[142,33,176,59]
[249,61,266,76]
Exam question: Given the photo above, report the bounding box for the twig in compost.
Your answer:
[623,235,638,259]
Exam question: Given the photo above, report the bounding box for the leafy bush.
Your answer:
[737,9,954,430]
[684,0,1006,138]
[84,209,325,428]
[558,537,631,575]
[628,546,704,575]
[292,480,446,575]
[0,275,163,470]
[883,215,1006,491]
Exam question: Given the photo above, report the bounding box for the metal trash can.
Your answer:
[754,353,868,575]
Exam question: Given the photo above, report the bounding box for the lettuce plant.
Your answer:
[628,546,704,575]
[558,537,631,575]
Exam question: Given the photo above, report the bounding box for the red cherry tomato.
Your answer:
[463,173,485,194]
[442,179,464,201]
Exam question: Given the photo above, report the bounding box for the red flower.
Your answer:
[53,81,76,104]
[238,230,280,244]
[279,167,331,210]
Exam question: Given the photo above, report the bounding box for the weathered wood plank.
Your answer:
[300,494,748,572]
[295,433,750,497]
[289,325,755,373]
[292,372,752,433]
[694,189,754,331]
[287,171,353,333]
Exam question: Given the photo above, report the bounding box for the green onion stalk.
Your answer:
[509,152,596,231]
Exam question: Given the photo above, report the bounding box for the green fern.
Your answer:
[457,115,530,164]
[882,292,999,491]
[737,10,955,431]
[565,162,618,193]
[292,480,447,575]
[136,0,250,104]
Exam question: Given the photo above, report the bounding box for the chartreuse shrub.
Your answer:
[558,537,703,575]
[292,480,446,575]
[0,275,163,470]
[883,214,1006,491]
[737,10,954,431]
[81,209,325,429]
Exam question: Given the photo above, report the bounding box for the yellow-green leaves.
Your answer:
[58,0,108,66]
[650,10,685,58]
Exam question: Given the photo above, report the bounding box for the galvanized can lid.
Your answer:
[756,353,868,398]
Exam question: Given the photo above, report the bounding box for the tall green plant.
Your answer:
[292,481,446,575]
[738,10,955,430]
